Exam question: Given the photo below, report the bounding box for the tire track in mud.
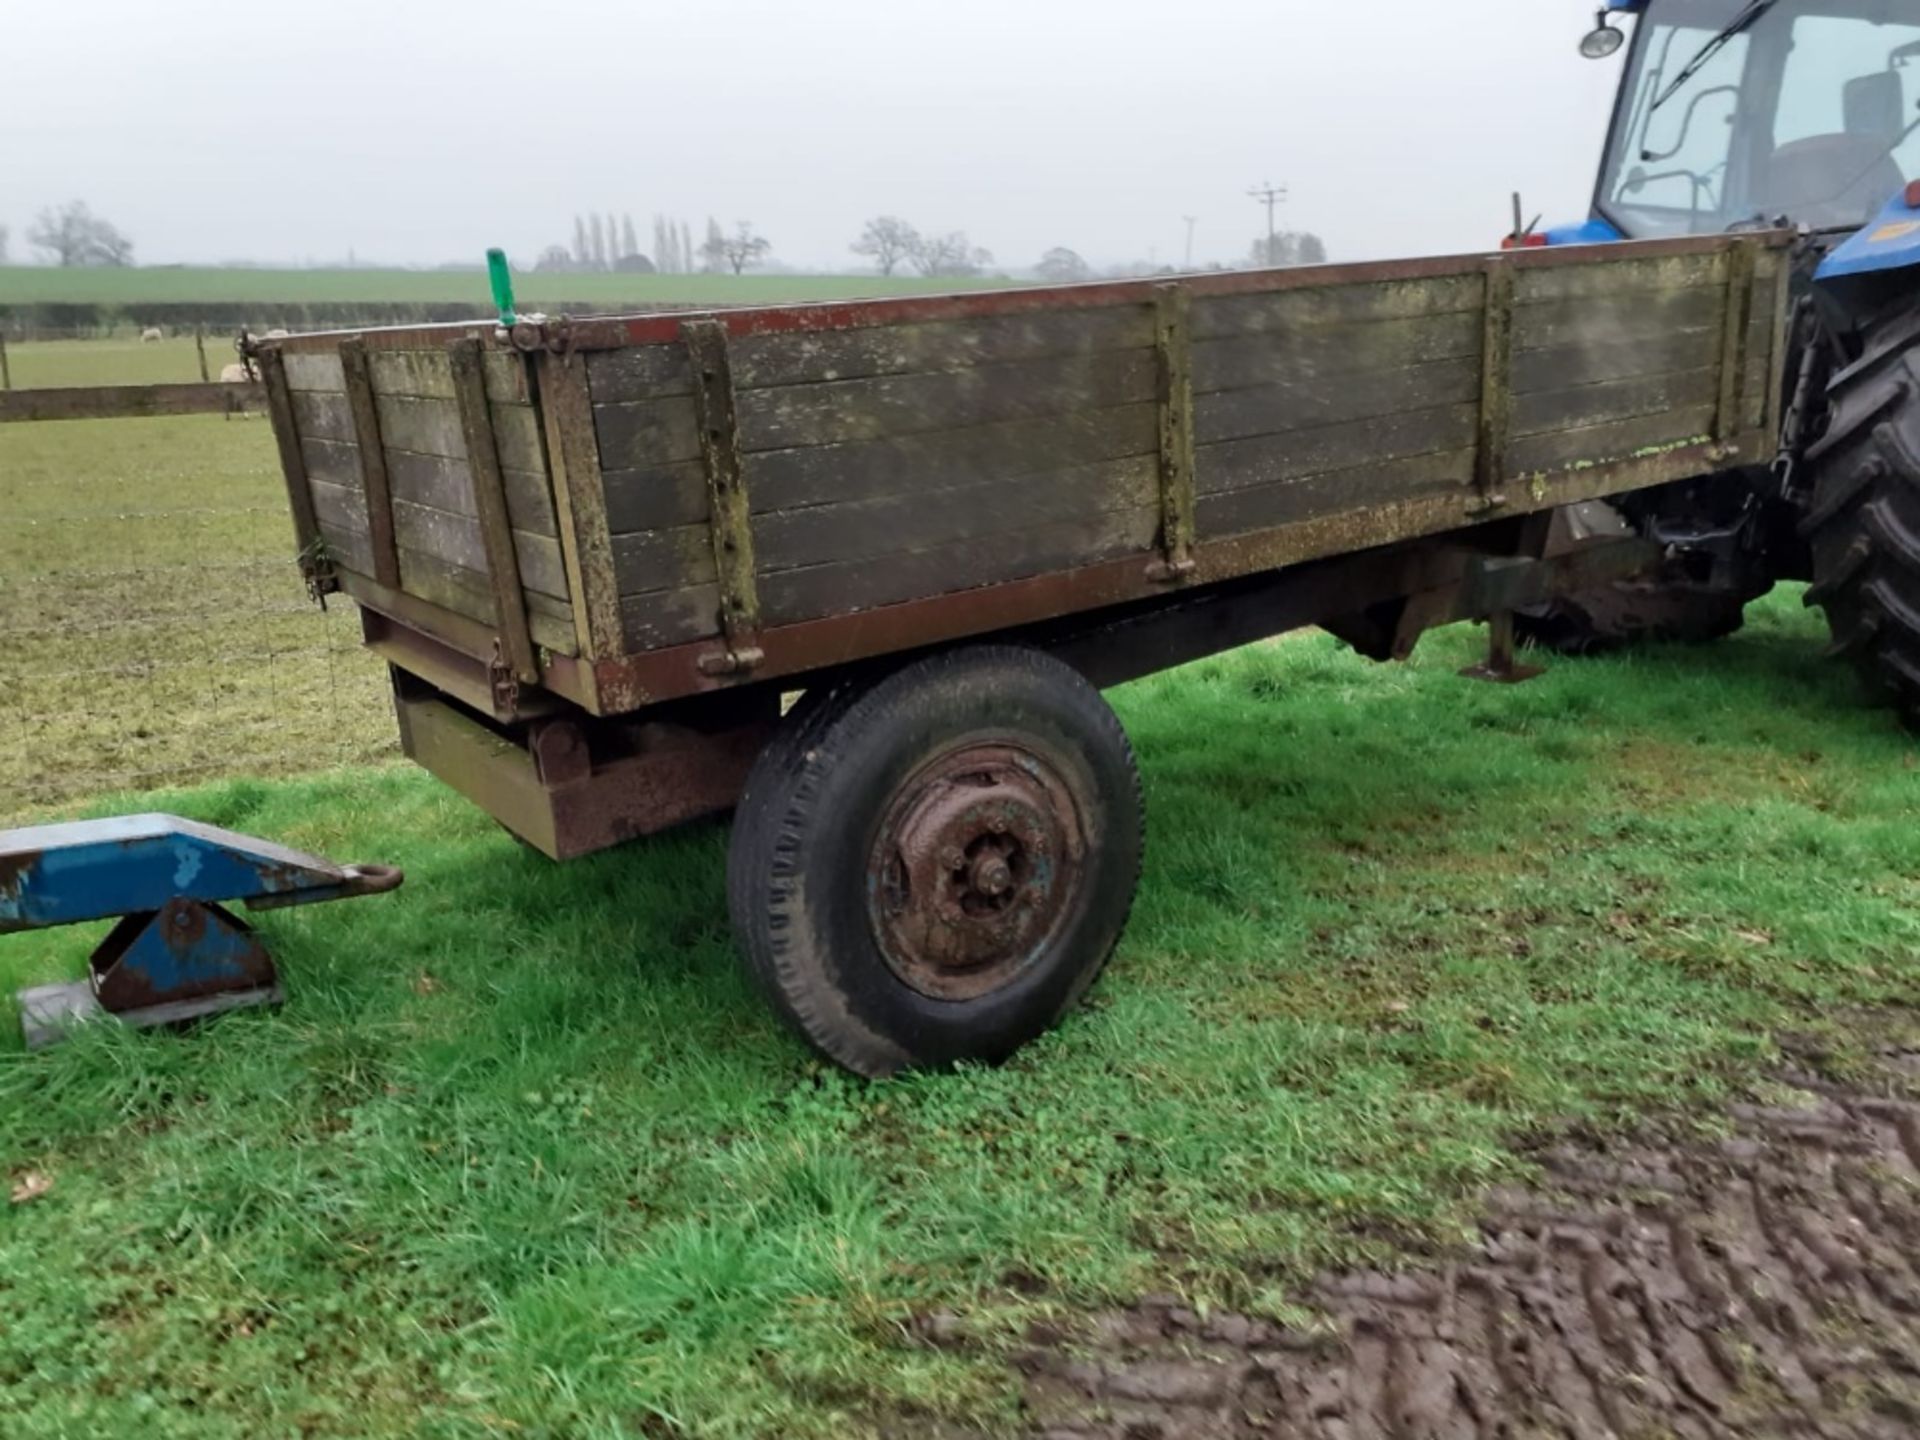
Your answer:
[1009,1068,1920,1439]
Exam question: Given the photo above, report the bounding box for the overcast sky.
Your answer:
[2,0,1628,272]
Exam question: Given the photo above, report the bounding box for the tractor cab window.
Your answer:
[1599,1,1920,239]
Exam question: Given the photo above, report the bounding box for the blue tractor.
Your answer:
[1517,0,1920,727]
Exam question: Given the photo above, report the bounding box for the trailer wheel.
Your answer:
[1801,321,1920,731]
[726,646,1143,1077]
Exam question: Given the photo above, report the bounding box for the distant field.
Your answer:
[2,337,230,388]
[0,265,1007,309]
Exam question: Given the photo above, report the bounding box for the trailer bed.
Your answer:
[259,233,1789,722]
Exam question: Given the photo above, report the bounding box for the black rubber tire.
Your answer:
[1515,580,1752,656]
[1801,323,1920,730]
[725,646,1143,1077]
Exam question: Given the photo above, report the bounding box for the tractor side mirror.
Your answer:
[1581,10,1625,60]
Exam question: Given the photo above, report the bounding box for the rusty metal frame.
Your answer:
[447,337,540,692]
[256,347,336,597]
[1472,256,1515,515]
[1714,236,1759,448]
[337,338,401,587]
[1149,283,1198,582]
[682,319,765,676]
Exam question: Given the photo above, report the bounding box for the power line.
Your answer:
[1248,181,1288,262]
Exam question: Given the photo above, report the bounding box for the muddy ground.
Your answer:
[992,1044,1920,1439]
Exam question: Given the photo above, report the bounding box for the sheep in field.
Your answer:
[139,327,163,343]
[219,361,257,384]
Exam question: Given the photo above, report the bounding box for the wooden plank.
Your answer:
[339,338,401,588]
[1196,403,1480,497]
[745,402,1158,515]
[289,389,356,444]
[1193,311,1483,394]
[1152,284,1196,578]
[282,351,346,394]
[1198,447,1478,538]
[299,434,361,490]
[683,319,763,668]
[316,520,376,578]
[309,477,370,536]
[761,505,1160,626]
[592,397,705,471]
[0,380,266,423]
[1189,274,1484,341]
[1195,356,1481,448]
[397,545,576,654]
[618,584,723,651]
[1512,327,1720,394]
[731,305,1153,390]
[754,455,1159,574]
[370,392,546,473]
[258,349,328,587]
[587,346,695,404]
[1509,403,1719,476]
[734,348,1157,452]
[540,354,624,662]
[1513,286,1724,353]
[1513,249,1725,303]
[1476,259,1515,500]
[1513,366,1720,438]
[612,524,718,595]
[1715,239,1758,443]
[391,498,569,600]
[449,338,539,683]
[385,449,558,539]
[367,348,530,405]
[602,460,711,534]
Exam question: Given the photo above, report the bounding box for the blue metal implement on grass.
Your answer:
[1,814,402,1049]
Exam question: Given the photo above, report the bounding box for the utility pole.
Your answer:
[1182,215,1197,269]
[1248,180,1288,264]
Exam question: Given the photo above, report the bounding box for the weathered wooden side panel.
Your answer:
[587,308,1166,646]
[281,344,577,655]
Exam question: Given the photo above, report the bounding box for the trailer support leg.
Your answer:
[1459,609,1544,684]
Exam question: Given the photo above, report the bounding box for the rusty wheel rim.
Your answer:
[867,741,1088,1002]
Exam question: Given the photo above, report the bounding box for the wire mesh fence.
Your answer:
[1,410,395,816]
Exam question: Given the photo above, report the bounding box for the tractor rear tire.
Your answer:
[1801,322,1920,731]
[726,646,1143,1077]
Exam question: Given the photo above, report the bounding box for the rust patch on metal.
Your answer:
[868,742,1086,1001]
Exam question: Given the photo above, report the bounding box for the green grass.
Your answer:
[4,594,1919,1437]
[0,402,390,810]
[0,266,1005,309]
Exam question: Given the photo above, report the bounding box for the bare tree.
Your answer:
[572,214,589,268]
[700,217,726,273]
[851,216,919,277]
[588,214,607,270]
[0,225,9,264]
[28,201,134,267]
[1035,247,1092,283]
[535,244,577,272]
[908,230,992,278]
[652,215,676,273]
[679,220,694,277]
[702,221,771,276]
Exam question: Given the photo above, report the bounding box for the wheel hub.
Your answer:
[869,743,1084,1001]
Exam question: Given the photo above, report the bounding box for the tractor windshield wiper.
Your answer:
[1649,0,1776,114]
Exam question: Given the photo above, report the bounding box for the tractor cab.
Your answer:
[1578,0,1920,243]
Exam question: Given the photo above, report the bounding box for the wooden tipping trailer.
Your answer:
[257,232,1791,1074]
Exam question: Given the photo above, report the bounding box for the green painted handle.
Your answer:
[487,248,517,327]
